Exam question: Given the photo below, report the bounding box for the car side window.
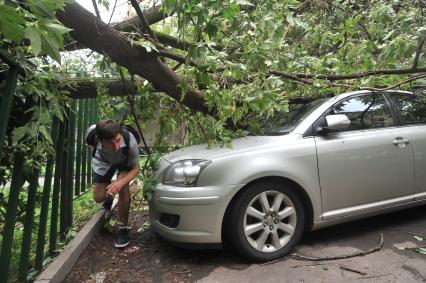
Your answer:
[329,94,394,132]
[388,93,426,125]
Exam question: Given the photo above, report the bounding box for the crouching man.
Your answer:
[86,119,140,248]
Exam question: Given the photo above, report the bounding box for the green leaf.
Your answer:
[27,122,38,138]
[24,25,42,56]
[236,0,254,6]
[12,127,26,146]
[414,235,424,242]
[40,125,53,144]
[0,5,25,41]
[43,21,71,33]
[42,256,53,266]
[250,103,260,111]
[396,246,406,250]
[224,3,240,20]
[38,109,51,124]
[138,40,158,53]
[415,247,426,255]
[41,32,61,63]
[26,0,57,18]
[233,108,243,123]
[0,21,24,42]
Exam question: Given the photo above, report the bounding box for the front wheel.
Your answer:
[227,181,305,261]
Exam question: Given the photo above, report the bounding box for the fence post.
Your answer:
[81,99,88,193]
[75,99,84,196]
[91,99,98,183]
[35,117,59,271]
[0,154,25,283]
[49,120,66,254]
[86,99,93,186]
[65,101,76,228]
[18,168,40,281]
[59,115,69,240]
[0,66,18,160]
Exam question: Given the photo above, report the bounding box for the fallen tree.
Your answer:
[57,2,212,115]
[56,1,426,118]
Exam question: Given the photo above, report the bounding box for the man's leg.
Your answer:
[93,182,114,212]
[113,171,131,248]
[93,183,107,203]
[117,171,131,226]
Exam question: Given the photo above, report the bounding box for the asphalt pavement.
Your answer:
[66,204,426,282]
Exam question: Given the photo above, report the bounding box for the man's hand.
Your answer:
[107,180,124,195]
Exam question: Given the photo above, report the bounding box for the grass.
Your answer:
[0,184,98,282]
[1,153,156,282]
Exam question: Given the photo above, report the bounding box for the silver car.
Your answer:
[151,90,426,261]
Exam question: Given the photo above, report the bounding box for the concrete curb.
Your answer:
[35,212,106,283]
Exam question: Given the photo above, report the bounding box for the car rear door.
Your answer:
[386,92,426,201]
[314,93,415,220]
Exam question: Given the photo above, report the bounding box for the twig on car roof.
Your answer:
[291,233,384,261]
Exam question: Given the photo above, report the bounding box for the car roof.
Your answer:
[328,89,414,102]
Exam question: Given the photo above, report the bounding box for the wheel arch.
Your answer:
[221,176,314,242]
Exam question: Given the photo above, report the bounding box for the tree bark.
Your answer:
[63,78,137,99]
[112,4,168,32]
[56,2,211,115]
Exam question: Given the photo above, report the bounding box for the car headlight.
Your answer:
[163,159,211,186]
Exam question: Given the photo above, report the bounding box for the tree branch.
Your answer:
[57,2,211,115]
[129,0,159,43]
[107,0,118,25]
[271,67,426,81]
[269,70,314,84]
[118,68,151,155]
[413,35,426,70]
[112,4,168,32]
[292,233,384,261]
[63,77,138,99]
[155,31,195,50]
[91,0,101,18]
[361,73,426,91]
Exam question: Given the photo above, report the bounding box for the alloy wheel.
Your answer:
[243,190,297,253]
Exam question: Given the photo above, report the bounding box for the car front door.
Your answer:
[386,92,426,201]
[314,93,415,220]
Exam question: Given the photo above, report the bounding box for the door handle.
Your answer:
[393,137,410,146]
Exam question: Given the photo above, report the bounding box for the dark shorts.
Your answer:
[93,164,132,184]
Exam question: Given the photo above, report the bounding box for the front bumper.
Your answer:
[150,183,242,244]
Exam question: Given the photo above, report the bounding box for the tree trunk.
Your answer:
[56,2,212,115]
[63,78,137,99]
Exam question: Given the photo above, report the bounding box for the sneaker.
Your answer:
[101,197,113,213]
[115,227,130,248]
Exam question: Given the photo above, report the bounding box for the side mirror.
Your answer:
[326,114,351,131]
[315,114,351,136]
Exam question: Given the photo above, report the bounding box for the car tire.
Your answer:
[227,180,305,262]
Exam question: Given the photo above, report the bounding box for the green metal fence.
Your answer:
[0,63,99,282]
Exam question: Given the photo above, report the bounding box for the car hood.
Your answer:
[163,136,282,163]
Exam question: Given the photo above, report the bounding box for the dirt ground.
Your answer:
[65,205,426,283]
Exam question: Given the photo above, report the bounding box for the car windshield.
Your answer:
[263,98,328,135]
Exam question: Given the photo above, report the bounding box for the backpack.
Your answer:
[85,124,141,165]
